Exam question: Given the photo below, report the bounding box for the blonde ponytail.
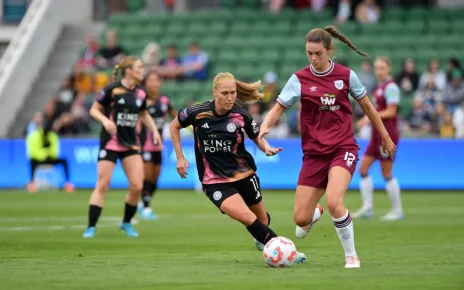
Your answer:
[213,72,263,104]
[112,64,121,80]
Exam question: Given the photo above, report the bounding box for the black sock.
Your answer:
[266,212,271,226]
[88,205,102,228]
[142,180,156,208]
[123,203,137,223]
[246,219,277,245]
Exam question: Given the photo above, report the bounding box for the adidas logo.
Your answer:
[118,98,125,104]
[202,123,209,129]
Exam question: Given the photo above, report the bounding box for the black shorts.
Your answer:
[98,148,141,163]
[142,151,162,165]
[203,173,262,210]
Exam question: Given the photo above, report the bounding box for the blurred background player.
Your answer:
[353,57,403,221]
[170,72,320,260]
[259,27,396,269]
[26,121,74,193]
[83,56,161,238]
[138,72,177,220]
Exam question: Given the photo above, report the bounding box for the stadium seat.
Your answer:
[428,19,449,34]
[220,0,237,9]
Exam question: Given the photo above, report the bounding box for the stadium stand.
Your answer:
[28,1,464,139]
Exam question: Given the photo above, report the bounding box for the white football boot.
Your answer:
[345,256,361,268]
[381,211,404,221]
[295,204,324,239]
[352,207,374,219]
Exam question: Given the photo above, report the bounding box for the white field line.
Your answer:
[0,207,462,232]
[0,217,139,232]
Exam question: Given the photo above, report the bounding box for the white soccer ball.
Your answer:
[263,236,298,268]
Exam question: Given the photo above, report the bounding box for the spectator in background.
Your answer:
[70,94,91,135]
[396,57,419,96]
[453,101,464,138]
[419,59,446,92]
[311,0,327,13]
[269,0,285,13]
[26,121,74,193]
[247,103,263,126]
[77,34,99,73]
[183,42,208,81]
[440,111,455,138]
[159,44,184,81]
[432,102,447,133]
[141,42,161,72]
[335,0,351,24]
[420,76,442,112]
[357,60,375,95]
[262,72,280,111]
[404,95,432,136]
[25,112,43,136]
[443,70,464,112]
[56,77,76,112]
[43,100,58,127]
[447,58,463,82]
[96,29,127,69]
[355,0,380,24]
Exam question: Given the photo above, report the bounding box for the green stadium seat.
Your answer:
[261,50,280,63]
[242,0,260,8]
[235,64,256,79]
[382,8,405,22]
[187,22,209,37]
[296,9,332,24]
[270,21,292,34]
[428,19,450,34]
[218,49,237,65]
[337,22,361,35]
[239,50,261,64]
[406,7,428,20]
[220,0,237,9]
[164,23,185,37]
[404,20,426,33]
[383,21,404,35]
[127,0,145,13]
[361,24,383,36]
[108,13,131,26]
[450,20,464,34]
[208,22,227,36]
[230,22,250,35]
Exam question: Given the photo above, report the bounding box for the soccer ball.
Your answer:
[263,236,298,267]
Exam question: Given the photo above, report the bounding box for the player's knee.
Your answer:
[294,210,312,227]
[129,181,143,195]
[95,179,110,194]
[326,197,344,216]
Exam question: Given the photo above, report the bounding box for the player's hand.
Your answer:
[176,157,189,179]
[103,119,117,135]
[381,136,396,160]
[258,126,269,143]
[152,131,163,150]
[356,116,370,130]
[264,146,283,156]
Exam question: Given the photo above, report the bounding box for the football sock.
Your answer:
[360,175,374,209]
[142,180,156,208]
[332,210,357,257]
[246,219,277,245]
[385,177,403,213]
[123,203,137,223]
[88,205,102,228]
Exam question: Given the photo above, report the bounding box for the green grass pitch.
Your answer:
[0,190,463,290]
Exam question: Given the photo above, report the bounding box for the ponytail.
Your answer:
[235,79,263,104]
[323,26,368,57]
[112,64,121,81]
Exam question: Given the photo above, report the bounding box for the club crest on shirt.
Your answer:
[376,88,383,96]
[334,80,344,90]
[136,98,143,107]
[226,122,237,132]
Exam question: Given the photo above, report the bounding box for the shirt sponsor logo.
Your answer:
[116,112,139,127]
[319,94,340,111]
[203,139,232,153]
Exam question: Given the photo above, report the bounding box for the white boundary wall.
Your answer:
[0,0,92,137]
[0,0,64,137]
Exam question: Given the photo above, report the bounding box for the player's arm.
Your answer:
[90,87,115,133]
[260,74,301,140]
[170,107,195,178]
